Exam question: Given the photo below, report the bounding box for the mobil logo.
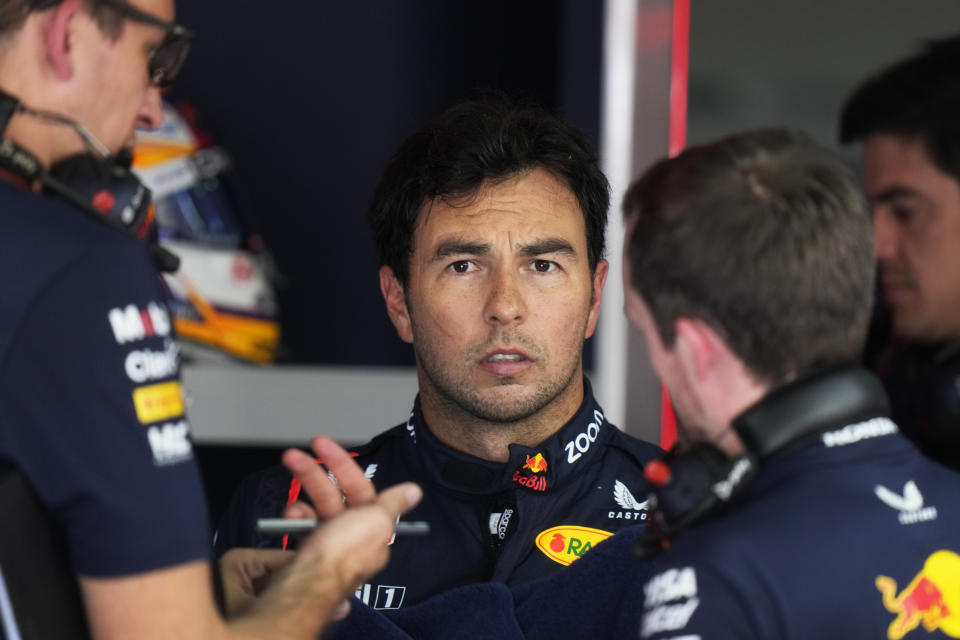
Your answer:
[876,549,960,639]
[108,302,171,344]
[535,525,612,566]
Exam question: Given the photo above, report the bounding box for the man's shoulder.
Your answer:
[0,183,157,314]
[602,426,664,466]
[654,435,960,567]
[351,421,412,459]
[1,182,143,262]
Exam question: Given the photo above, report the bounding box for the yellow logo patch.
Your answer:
[132,381,185,424]
[877,549,960,639]
[536,525,612,566]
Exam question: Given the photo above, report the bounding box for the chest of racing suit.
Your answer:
[214,383,662,608]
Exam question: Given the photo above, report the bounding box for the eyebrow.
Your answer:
[871,186,923,204]
[518,238,577,258]
[430,237,578,262]
[432,240,491,262]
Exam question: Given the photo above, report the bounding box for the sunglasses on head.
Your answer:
[83,0,195,88]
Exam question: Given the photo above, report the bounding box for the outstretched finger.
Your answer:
[282,447,345,518]
[311,436,378,507]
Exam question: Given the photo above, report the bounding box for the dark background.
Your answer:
[174,1,606,525]
[172,0,603,367]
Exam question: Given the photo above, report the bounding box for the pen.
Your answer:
[256,518,430,536]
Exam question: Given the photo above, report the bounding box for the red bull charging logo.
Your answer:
[523,453,548,473]
[876,549,960,639]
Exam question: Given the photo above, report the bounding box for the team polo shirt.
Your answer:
[0,180,209,576]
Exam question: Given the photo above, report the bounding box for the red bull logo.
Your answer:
[512,470,547,492]
[535,525,612,566]
[523,453,548,473]
[876,549,960,639]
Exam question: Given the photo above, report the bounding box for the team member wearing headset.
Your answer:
[0,2,419,638]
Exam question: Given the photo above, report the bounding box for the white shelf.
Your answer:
[182,364,419,447]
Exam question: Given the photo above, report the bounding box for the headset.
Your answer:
[0,87,179,273]
[632,367,890,559]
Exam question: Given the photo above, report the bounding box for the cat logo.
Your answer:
[535,525,612,566]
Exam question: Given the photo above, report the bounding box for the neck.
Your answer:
[699,364,769,458]
[417,373,586,463]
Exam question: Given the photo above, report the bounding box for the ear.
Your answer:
[379,265,414,344]
[673,317,724,384]
[44,0,84,81]
[584,259,609,338]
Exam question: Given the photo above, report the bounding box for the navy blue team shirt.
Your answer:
[0,179,209,577]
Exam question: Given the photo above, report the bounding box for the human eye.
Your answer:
[447,260,477,274]
[531,259,558,273]
[891,205,915,224]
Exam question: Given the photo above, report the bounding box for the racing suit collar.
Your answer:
[406,378,616,495]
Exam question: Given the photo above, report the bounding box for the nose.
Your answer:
[873,209,899,262]
[484,266,526,326]
[136,86,164,131]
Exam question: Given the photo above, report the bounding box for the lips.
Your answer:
[879,265,915,303]
[478,348,534,376]
[881,275,915,303]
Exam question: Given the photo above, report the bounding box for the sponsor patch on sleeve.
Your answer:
[108,301,171,344]
[147,420,193,466]
[535,525,612,566]
[132,381,185,424]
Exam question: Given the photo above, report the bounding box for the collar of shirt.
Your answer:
[402,379,617,496]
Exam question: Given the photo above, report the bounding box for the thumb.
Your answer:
[375,482,422,520]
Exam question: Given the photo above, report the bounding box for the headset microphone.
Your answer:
[0,87,179,273]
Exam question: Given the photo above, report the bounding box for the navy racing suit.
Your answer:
[214,381,662,608]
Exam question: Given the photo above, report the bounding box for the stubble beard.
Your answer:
[414,331,585,427]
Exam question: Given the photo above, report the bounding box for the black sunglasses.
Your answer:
[95,0,195,88]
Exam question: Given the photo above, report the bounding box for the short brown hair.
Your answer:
[624,129,874,386]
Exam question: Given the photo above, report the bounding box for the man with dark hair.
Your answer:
[216,96,662,608]
[840,35,960,464]
[0,1,420,638]
[287,129,960,640]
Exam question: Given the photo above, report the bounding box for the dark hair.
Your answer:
[839,35,960,183]
[1,0,123,41]
[367,95,609,285]
[624,129,874,386]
